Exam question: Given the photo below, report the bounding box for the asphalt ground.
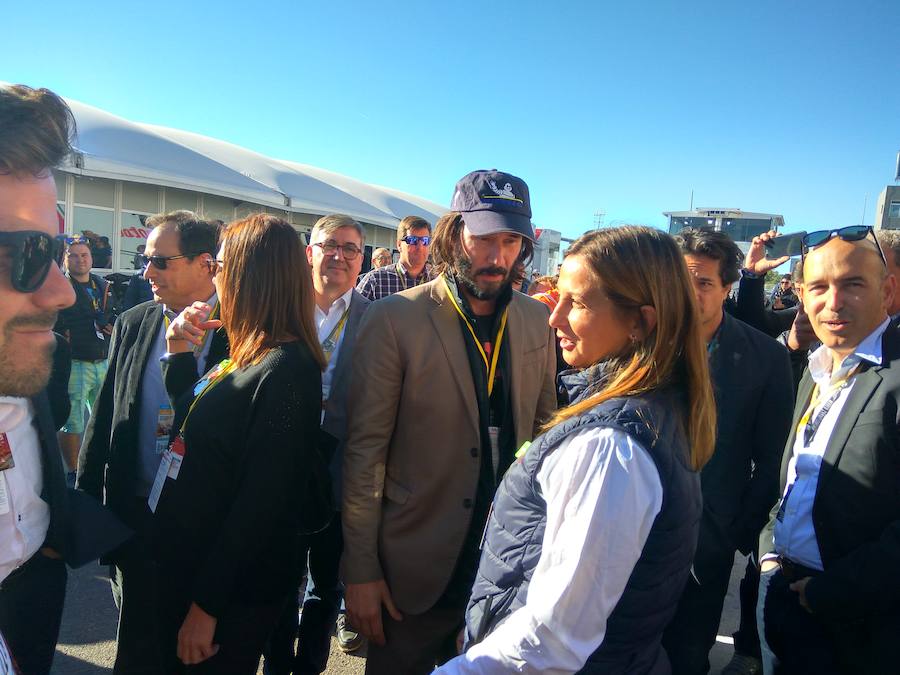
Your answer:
[52,557,748,674]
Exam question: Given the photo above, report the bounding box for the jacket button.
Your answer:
[463,498,473,509]
[470,447,478,457]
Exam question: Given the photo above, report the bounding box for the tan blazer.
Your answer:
[342,277,558,614]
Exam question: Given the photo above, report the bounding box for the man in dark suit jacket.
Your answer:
[264,214,372,675]
[663,228,794,675]
[77,212,224,675]
[758,231,900,675]
[0,84,78,675]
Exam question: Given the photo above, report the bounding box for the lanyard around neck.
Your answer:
[179,357,235,436]
[321,307,351,364]
[443,276,508,397]
[796,364,861,447]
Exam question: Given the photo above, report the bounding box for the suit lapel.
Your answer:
[429,281,479,434]
[325,292,368,423]
[130,305,164,402]
[816,364,881,493]
[506,297,525,439]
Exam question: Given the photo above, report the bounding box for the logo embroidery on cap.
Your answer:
[481,179,523,204]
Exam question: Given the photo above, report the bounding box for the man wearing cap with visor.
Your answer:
[342,170,557,673]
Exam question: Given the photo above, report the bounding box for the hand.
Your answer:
[790,577,812,613]
[177,602,219,665]
[760,559,781,573]
[345,579,402,646]
[786,306,816,352]
[166,302,223,352]
[745,230,789,276]
[101,324,113,336]
[456,627,465,655]
[773,297,784,310]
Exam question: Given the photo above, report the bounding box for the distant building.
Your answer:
[663,208,784,244]
[532,227,562,275]
[874,185,900,231]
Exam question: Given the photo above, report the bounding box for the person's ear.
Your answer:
[634,305,657,340]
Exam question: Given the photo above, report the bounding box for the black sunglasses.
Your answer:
[801,226,887,266]
[139,253,197,270]
[401,235,431,246]
[0,231,67,293]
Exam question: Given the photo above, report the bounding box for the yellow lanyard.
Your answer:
[321,308,350,364]
[179,358,236,436]
[796,364,860,434]
[443,276,509,397]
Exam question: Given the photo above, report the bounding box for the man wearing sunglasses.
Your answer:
[757,227,900,674]
[0,84,78,675]
[356,215,434,301]
[77,211,225,674]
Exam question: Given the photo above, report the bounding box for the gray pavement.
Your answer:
[52,557,750,674]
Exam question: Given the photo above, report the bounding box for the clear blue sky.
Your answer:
[4,0,898,239]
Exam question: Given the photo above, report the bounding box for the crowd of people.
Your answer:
[1,84,899,675]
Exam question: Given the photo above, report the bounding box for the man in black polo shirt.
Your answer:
[54,238,114,483]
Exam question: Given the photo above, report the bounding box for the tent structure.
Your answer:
[53,91,447,228]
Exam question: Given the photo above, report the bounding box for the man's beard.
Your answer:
[0,312,58,397]
[455,253,512,301]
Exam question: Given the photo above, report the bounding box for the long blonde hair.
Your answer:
[218,214,326,370]
[547,226,716,471]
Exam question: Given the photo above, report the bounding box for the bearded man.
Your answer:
[341,169,557,675]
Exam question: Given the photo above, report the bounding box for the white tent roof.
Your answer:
[56,93,448,228]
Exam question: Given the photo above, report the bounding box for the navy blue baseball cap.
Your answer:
[450,169,535,242]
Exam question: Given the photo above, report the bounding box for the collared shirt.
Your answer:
[356,262,433,301]
[137,294,217,497]
[0,397,50,584]
[435,427,663,674]
[773,317,891,570]
[315,287,354,407]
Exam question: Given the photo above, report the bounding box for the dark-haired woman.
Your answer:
[437,226,717,674]
[150,214,326,674]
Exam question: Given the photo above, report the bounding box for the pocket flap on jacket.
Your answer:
[384,475,410,505]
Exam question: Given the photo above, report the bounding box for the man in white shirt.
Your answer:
[758,228,900,674]
[0,84,78,675]
[264,214,370,675]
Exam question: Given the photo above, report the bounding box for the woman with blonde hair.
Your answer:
[437,226,716,674]
[150,214,326,674]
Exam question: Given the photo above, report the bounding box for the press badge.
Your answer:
[0,474,9,516]
[0,433,14,472]
[155,406,174,455]
[147,451,172,513]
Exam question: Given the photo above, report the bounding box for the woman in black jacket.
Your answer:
[150,214,326,674]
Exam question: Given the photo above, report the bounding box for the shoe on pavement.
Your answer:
[721,653,762,675]
[336,613,365,653]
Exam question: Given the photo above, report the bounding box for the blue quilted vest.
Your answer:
[464,365,702,674]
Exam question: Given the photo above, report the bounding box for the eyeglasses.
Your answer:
[209,259,225,275]
[801,226,887,266]
[313,241,361,260]
[401,235,431,247]
[139,253,192,270]
[0,231,67,293]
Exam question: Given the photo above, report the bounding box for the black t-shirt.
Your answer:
[53,275,112,361]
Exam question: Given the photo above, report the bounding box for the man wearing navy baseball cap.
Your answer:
[342,170,558,673]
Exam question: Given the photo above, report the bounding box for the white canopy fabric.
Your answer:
[57,93,448,228]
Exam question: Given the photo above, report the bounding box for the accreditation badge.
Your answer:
[155,406,174,455]
[167,434,186,481]
[0,433,14,471]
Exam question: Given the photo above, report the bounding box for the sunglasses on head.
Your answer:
[801,225,887,266]
[139,252,201,270]
[0,231,67,293]
[401,235,430,246]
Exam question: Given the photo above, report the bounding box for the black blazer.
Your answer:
[77,301,228,527]
[760,325,900,624]
[696,313,794,575]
